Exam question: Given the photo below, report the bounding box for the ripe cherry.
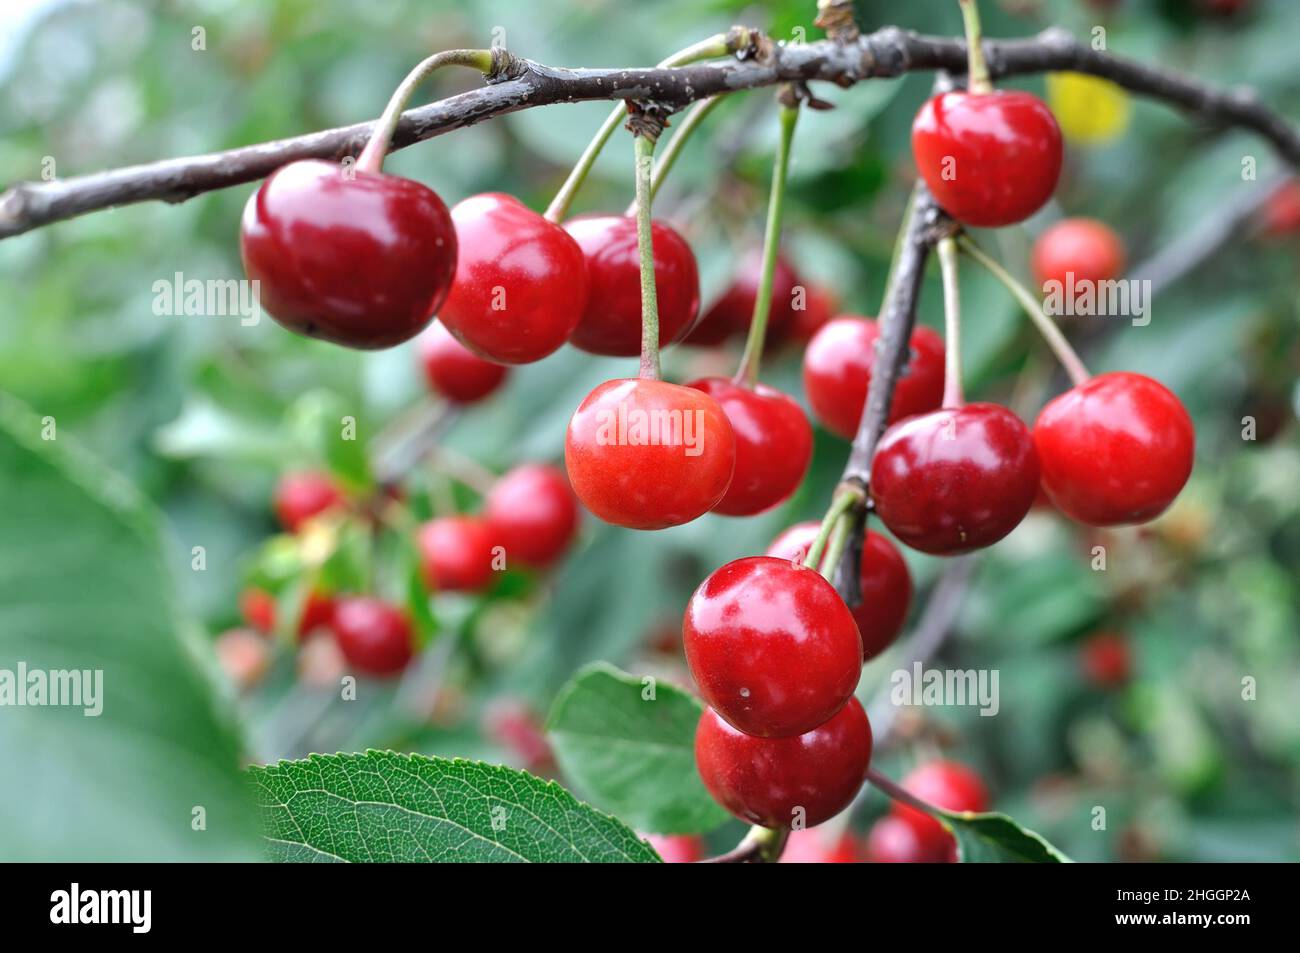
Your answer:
[565,378,736,530]
[871,404,1039,555]
[240,159,455,348]
[891,760,989,861]
[685,249,800,346]
[484,463,579,568]
[683,556,862,738]
[779,828,863,863]
[766,523,912,660]
[1032,218,1126,291]
[1081,630,1131,688]
[912,90,1063,228]
[1034,372,1194,526]
[438,193,587,364]
[865,815,940,863]
[215,628,271,689]
[240,587,335,641]
[483,699,554,773]
[685,378,812,516]
[330,597,414,676]
[418,516,497,592]
[563,215,700,356]
[274,471,344,532]
[695,696,873,830]
[641,833,705,864]
[803,316,945,439]
[239,588,277,634]
[1260,179,1300,238]
[419,322,508,403]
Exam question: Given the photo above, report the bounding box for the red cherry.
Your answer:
[239,588,277,634]
[418,516,497,592]
[788,283,838,343]
[871,404,1039,556]
[1081,630,1131,688]
[483,699,554,772]
[779,827,863,863]
[641,833,705,864]
[438,193,587,364]
[565,378,736,530]
[484,464,579,568]
[1032,218,1126,291]
[1260,179,1300,238]
[803,316,945,439]
[1034,372,1194,526]
[685,250,800,345]
[695,696,872,829]
[891,760,989,860]
[562,215,700,356]
[215,628,271,688]
[683,556,862,738]
[766,523,912,660]
[912,90,1063,228]
[865,815,944,863]
[330,597,414,676]
[298,590,337,640]
[240,159,455,348]
[240,588,334,641]
[685,378,812,516]
[419,322,508,403]
[274,471,344,532]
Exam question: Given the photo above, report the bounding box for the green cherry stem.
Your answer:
[634,132,662,381]
[356,49,494,174]
[957,235,1091,386]
[802,486,862,572]
[734,100,800,388]
[958,0,993,95]
[623,94,728,215]
[936,235,965,409]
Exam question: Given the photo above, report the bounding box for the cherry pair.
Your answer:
[240,588,336,642]
[866,760,988,863]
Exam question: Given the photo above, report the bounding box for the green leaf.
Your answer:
[944,812,1073,863]
[546,662,729,835]
[248,750,661,863]
[0,397,259,860]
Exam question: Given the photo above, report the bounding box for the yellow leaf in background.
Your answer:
[1047,72,1131,144]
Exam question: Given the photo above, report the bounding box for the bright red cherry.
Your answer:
[274,471,344,532]
[788,283,838,343]
[685,249,800,345]
[330,597,414,676]
[1034,372,1194,526]
[891,760,989,861]
[912,90,1063,228]
[871,404,1039,556]
[1260,179,1300,238]
[865,815,942,863]
[563,215,699,356]
[418,516,497,592]
[1032,218,1126,291]
[484,464,579,568]
[438,193,587,364]
[779,828,862,864]
[239,588,277,634]
[1081,630,1131,688]
[695,697,872,829]
[641,833,704,864]
[803,316,945,440]
[240,159,455,348]
[766,523,912,660]
[419,322,508,403]
[565,378,736,530]
[683,556,862,738]
[685,378,812,516]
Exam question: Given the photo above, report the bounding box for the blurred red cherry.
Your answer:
[419,323,508,403]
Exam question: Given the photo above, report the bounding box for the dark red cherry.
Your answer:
[865,816,942,863]
[695,696,872,829]
[562,214,700,356]
[1081,630,1131,688]
[419,322,508,403]
[564,378,736,530]
[891,760,989,861]
[418,515,497,592]
[803,316,945,440]
[767,523,912,660]
[685,249,800,345]
[912,90,1063,228]
[1034,372,1194,526]
[240,159,455,348]
[438,193,587,364]
[683,556,862,738]
[274,471,344,532]
[330,597,414,676]
[870,404,1040,555]
[484,463,579,568]
[1032,218,1126,291]
[685,378,812,516]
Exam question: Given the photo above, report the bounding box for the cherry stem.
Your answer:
[957,0,993,95]
[958,235,1091,387]
[544,34,733,223]
[622,95,727,216]
[356,49,494,174]
[802,486,863,571]
[634,132,662,381]
[699,823,787,863]
[864,768,955,819]
[936,236,965,408]
[427,446,498,497]
[734,100,800,388]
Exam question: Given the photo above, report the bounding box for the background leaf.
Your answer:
[945,812,1072,864]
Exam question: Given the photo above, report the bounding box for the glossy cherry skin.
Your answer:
[565,378,736,530]
[1081,630,1131,688]
[685,378,812,516]
[803,316,945,439]
[484,463,579,568]
[1034,372,1194,526]
[1032,218,1126,291]
[438,193,587,364]
[240,159,455,348]
[865,815,944,863]
[641,833,705,864]
[418,516,497,592]
[871,403,1040,556]
[330,597,414,676]
[419,322,508,403]
[912,90,1063,228]
[695,696,872,830]
[563,215,700,356]
[683,556,862,738]
[767,523,912,660]
[891,760,989,861]
[274,471,344,532]
[685,250,800,345]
